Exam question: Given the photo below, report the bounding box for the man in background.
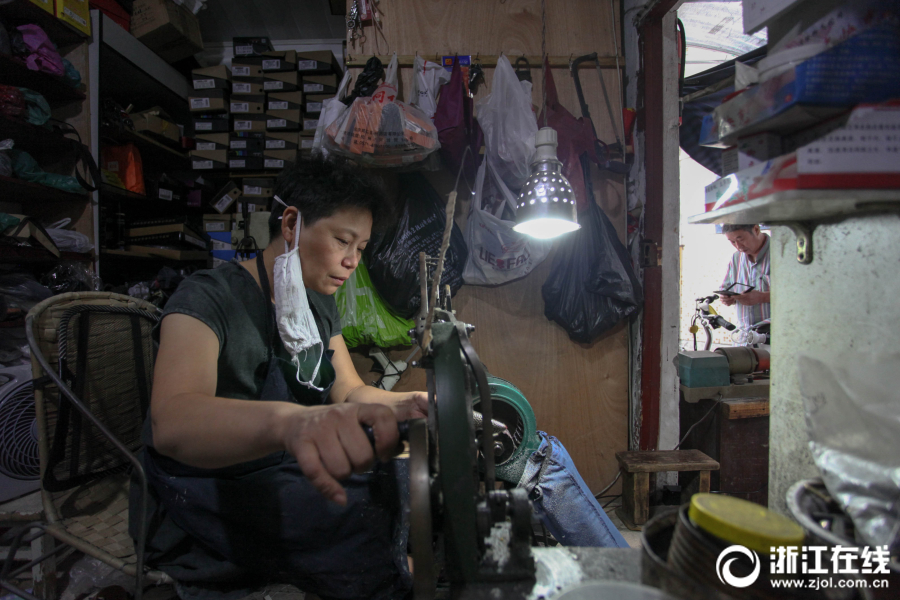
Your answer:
[719,224,770,338]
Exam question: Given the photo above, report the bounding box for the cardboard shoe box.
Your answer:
[301,116,319,134]
[232,81,265,95]
[296,50,342,75]
[233,114,268,133]
[242,178,275,198]
[194,133,230,151]
[265,131,300,151]
[192,116,230,134]
[190,149,228,170]
[266,109,302,131]
[259,50,297,72]
[230,94,265,115]
[299,136,316,153]
[190,88,229,113]
[131,107,181,144]
[57,0,91,36]
[229,135,265,152]
[228,151,264,171]
[131,0,204,63]
[192,65,231,91]
[233,36,273,57]
[304,93,335,116]
[302,74,339,94]
[263,150,298,170]
[209,182,241,214]
[267,92,303,112]
[263,71,300,93]
[231,63,265,82]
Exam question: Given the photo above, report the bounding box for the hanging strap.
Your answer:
[256,252,275,349]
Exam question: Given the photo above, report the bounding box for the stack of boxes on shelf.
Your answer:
[702,0,900,213]
[186,37,342,265]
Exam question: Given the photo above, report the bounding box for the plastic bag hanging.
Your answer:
[462,160,552,286]
[434,55,483,182]
[325,53,440,167]
[410,55,451,119]
[541,201,642,343]
[313,70,352,157]
[334,260,416,348]
[475,55,538,190]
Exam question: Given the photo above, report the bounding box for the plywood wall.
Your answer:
[347,0,630,494]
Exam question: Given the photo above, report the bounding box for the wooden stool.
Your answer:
[615,449,719,529]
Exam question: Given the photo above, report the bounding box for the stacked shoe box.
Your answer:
[190,66,231,170]
[299,51,342,156]
[230,37,274,171]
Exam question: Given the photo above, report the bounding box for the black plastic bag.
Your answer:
[542,202,643,343]
[365,173,467,319]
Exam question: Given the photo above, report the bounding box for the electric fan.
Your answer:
[0,365,41,502]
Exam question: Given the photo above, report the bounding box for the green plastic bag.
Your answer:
[11,149,84,193]
[335,260,415,348]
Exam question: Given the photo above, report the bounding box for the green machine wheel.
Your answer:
[474,375,541,485]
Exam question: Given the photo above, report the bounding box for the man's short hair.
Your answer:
[267,154,393,237]
[722,224,758,234]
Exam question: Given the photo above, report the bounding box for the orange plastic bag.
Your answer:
[101,143,145,194]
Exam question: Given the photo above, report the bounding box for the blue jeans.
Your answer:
[518,432,629,548]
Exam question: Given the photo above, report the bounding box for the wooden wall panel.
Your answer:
[346,0,629,494]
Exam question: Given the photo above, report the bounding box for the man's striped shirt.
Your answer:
[721,234,771,330]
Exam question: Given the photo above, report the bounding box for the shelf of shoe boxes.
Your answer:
[188,37,342,266]
[690,0,900,226]
[0,0,93,269]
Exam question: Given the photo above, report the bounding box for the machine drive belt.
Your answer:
[455,322,496,491]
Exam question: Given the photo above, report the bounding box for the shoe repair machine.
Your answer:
[404,253,674,600]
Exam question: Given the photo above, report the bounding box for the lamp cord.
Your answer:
[541,0,548,128]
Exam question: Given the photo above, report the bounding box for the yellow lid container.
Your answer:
[689,493,805,554]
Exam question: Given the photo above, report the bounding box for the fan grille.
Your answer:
[0,379,40,480]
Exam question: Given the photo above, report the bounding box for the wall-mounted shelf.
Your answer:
[689,189,900,264]
[100,126,189,166]
[0,54,86,106]
[0,0,89,49]
[0,175,90,204]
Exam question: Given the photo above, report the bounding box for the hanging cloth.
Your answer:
[433,56,483,181]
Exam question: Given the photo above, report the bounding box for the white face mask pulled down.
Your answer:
[273,199,324,391]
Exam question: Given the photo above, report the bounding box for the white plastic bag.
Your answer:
[475,55,538,190]
[313,70,352,157]
[462,160,552,285]
[45,218,92,253]
[410,55,451,119]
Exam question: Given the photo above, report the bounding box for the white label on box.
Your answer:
[211,239,232,250]
[236,45,253,56]
[301,139,315,149]
[304,83,324,92]
[194,160,214,170]
[262,59,281,70]
[191,97,211,109]
[206,222,226,232]
[230,140,248,149]
[269,101,289,110]
[158,188,173,201]
[268,119,287,128]
[195,142,217,151]
[231,102,250,113]
[195,121,213,131]
[235,120,252,131]
[230,160,247,168]
[244,186,262,195]
[264,80,284,90]
[303,119,319,130]
[266,139,286,149]
[306,101,323,113]
[232,66,250,76]
[298,60,318,71]
[194,78,216,90]
[265,159,285,169]
[233,82,251,94]
[238,203,258,213]
[107,161,119,172]
[214,194,234,212]
[63,6,86,26]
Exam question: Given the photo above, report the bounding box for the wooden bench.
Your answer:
[615,449,720,529]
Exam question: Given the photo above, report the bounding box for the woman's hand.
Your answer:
[279,402,400,506]
[390,391,429,421]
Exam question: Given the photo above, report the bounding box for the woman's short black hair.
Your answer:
[268,155,392,238]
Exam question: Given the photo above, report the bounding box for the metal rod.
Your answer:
[346,54,623,69]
